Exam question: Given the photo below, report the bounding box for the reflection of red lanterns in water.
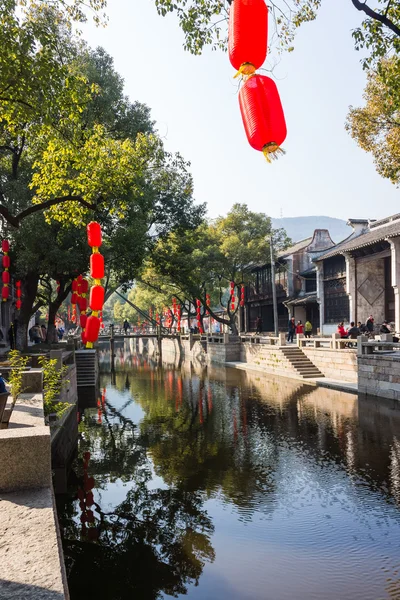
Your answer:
[199,387,204,425]
[207,385,213,413]
[78,452,99,540]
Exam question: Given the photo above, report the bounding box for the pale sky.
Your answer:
[82,0,399,222]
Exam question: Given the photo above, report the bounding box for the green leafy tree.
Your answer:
[346,57,400,185]
[143,203,290,333]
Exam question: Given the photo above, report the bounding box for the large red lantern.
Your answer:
[80,314,88,328]
[228,0,268,77]
[1,240,9,253]
[16,299,22,310]
[2,271,9,284]
[79,296,88,312]
[90,252,104,280]
[86,316,100,344]
[90,285,104,312]
[16,288,21,298]
[71,292,78,305]
[2,287,9,300]
[2,255,10,269]
[239,74,287,161]
[72,280,78,292]
[87,222,102,248]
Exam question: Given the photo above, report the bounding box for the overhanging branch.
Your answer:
[351,0,400,37]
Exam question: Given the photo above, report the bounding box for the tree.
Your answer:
[153,0,400,69]
[346,58,400,185]
[141,204,290,334]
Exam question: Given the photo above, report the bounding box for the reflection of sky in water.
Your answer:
[64,359,400,600]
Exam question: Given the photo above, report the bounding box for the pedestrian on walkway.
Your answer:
[287,317,296,343]
[255,316,262,334]
[366,315,375,337]
[305,320,312,338]
[296,320,304,335]
[123,320,130,335]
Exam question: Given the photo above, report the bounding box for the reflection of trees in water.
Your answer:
[59,386,215,600]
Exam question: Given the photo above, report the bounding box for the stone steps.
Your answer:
[281,346,324,379]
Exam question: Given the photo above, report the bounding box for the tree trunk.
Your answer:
[16,272,40,351]
[46,284,71,343]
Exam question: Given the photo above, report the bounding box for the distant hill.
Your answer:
[272,216,351,244]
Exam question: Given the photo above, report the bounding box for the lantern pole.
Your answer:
[269,235,279,337]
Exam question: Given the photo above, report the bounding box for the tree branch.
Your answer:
[0,194,103,227]
[351,0,400,37]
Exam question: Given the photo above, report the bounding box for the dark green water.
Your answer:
[57,348,400,600]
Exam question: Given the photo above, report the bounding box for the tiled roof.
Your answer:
[316,219,400,260]
[284,294,318,306]
[278,237,313,258]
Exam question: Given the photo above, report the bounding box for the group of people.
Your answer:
[287,318,313,342]
[337,315,398,341]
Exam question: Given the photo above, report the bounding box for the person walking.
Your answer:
[255,316,262,334]
[296,320,304,335]
[304,320,312,338]
[123,320,130,335]
[287,317,296,343]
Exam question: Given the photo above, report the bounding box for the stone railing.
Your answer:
[240,333,286,346]
[298,334,358,350]
[358,337,400,356]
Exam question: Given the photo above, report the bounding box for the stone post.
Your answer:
[389,238,400,334]
[316,262,324,335]
[278,332,286,346]
[344,253,356,324]
[49,349,63,372]
[357,335,368,356]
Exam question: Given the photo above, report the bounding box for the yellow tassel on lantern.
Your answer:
[262,143,286,163]
[234,62,256,79]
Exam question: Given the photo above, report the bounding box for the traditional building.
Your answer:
[315,214,400,334]
[244,230,335,332]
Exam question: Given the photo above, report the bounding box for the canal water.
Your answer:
[57,346,400,600]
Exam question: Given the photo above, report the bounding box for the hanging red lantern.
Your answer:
[80,314,88,328]
[80,279,89,294]
[2,271,9,284]
[71,292,78,305]
[86,315,100,344]
[2,255,10,269]
[239,74,287,162]
[72,280,78,292]
[16,299,22,310]
[16,280,21,288]
[1,239,9,253]
[16,288,21,298]
[87,222,102,248]
[2,287,9,300]
[81,330,87,345]
[89,285,104,312]
[228,0,268,78]
[79,296,87,312]
[90,252,104,280]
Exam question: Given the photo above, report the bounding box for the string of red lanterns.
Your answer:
[2,240,10,302]
[240,284,245,307]
[15,280,22,311]
[196,299,204,334]
[228,0,287,162]
[230,281,235,312]
[86,222,104,349]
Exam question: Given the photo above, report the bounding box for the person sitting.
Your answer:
[380,321,399,342]
[358,321,367,334]
[366,315,375,335]
[337,322,348,338]
[347,321,360,339]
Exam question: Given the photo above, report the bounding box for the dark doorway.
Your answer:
[384,256,395,322]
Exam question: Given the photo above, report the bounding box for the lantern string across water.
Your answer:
[86,222,104,349]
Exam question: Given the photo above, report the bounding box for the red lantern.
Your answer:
[80,279,89,294]
[81,331,87,345]
[16,280,21,288]
[72,280,78,292]
[80,314,88,328]
[231,303,235,310]
[79,296,88,312]
[2,255,10,268]
[2,271,9,284]
[2,287,9,300]
[87,222,102,248]
[77,274,83,283]
[71,292,78,305]
[89,285,104,312]
[1,240,9,253]
[16,288,21,298]
[90,252,104,280]
[228,0,268,77]
[239,75,287,161]
[86,315,100,343]
[16,299,22,310]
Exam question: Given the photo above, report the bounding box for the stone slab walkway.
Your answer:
[0,487,68,599]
